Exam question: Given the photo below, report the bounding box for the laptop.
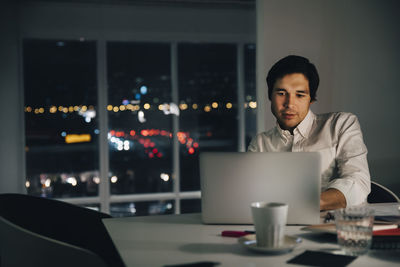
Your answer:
[200,152,321,225]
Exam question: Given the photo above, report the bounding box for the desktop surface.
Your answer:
[103,212,400,267]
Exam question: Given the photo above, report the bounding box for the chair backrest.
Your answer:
[1,216,108,267]
[0,193,125,267]
[367,181,400,203]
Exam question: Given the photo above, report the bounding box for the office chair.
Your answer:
[1,216,108,267]
[367,181,400,203]
[0,193,125,267]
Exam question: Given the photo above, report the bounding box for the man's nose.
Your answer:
[284,94,295,108]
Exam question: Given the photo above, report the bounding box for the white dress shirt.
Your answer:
[248,110,371,206]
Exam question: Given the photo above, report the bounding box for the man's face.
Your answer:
[270,73,313,133]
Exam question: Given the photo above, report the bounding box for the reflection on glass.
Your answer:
[178,43,238,191]
[110,200,174,217]
[245,44,257,148]
[81,204,101,212]
[23,39,99,198]
[180,199,201,214]
[107,42,173,194]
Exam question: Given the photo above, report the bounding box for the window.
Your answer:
[178,43,238,192]
[244,44,257,148]
[107,42,173,195]
[23,39,256,215]
[24,39,99,198]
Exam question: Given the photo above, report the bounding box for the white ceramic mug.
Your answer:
[251,202,288,247]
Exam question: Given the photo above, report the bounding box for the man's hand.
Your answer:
[320,188,346,211]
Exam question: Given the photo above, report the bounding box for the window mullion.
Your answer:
[171,42,180,214]
[237,43,246,152]
[97,39,110,214]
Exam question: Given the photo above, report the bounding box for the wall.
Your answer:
[0,2,25,193]
[19,2,255,41]
[256,0,400,194]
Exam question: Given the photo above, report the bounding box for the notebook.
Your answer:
[200,152,321,225]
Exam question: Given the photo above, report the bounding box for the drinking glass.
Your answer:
[335,206,374,256]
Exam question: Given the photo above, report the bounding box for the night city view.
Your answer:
[23,39,256,216]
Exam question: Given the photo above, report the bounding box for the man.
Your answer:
[248,55,370,211]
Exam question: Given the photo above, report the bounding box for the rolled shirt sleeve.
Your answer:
[326,114,371,206]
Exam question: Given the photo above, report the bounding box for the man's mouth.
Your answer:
[282,113,296,119]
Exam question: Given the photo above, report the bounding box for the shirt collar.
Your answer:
[276,109,315,139]
[295,109,315,138]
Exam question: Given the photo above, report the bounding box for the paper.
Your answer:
[301,223,398,234]
[368,203,400,216]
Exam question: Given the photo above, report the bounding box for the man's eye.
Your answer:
[297,94,306,98]
[276,92,285,96]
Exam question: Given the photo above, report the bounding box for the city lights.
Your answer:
[160,173,169,182]
[249,101,257,109]
[124,140,130,150]
[25,181,30,188]
[111,176,118,183]
[93,177,100,184]
[138,110,146,123]
[80,109,96,123]
[188,147,195,154]
[66,177,77,186]
[44,178,51,188]
[140,85,148,95]
[24,99,254,117]
[179,103,188,110]
[65,134,91,144]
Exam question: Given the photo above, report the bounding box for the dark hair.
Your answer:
[266,55,319,102]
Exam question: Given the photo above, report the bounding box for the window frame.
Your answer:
[21,37,252,215]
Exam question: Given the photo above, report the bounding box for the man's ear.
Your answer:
[310,100,316,105]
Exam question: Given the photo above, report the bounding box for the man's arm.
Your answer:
[323,113,371,208]
[320,188,346,211]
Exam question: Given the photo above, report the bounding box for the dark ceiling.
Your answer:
[20,0,255,9]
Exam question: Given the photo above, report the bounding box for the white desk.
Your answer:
[103,213,400,267]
